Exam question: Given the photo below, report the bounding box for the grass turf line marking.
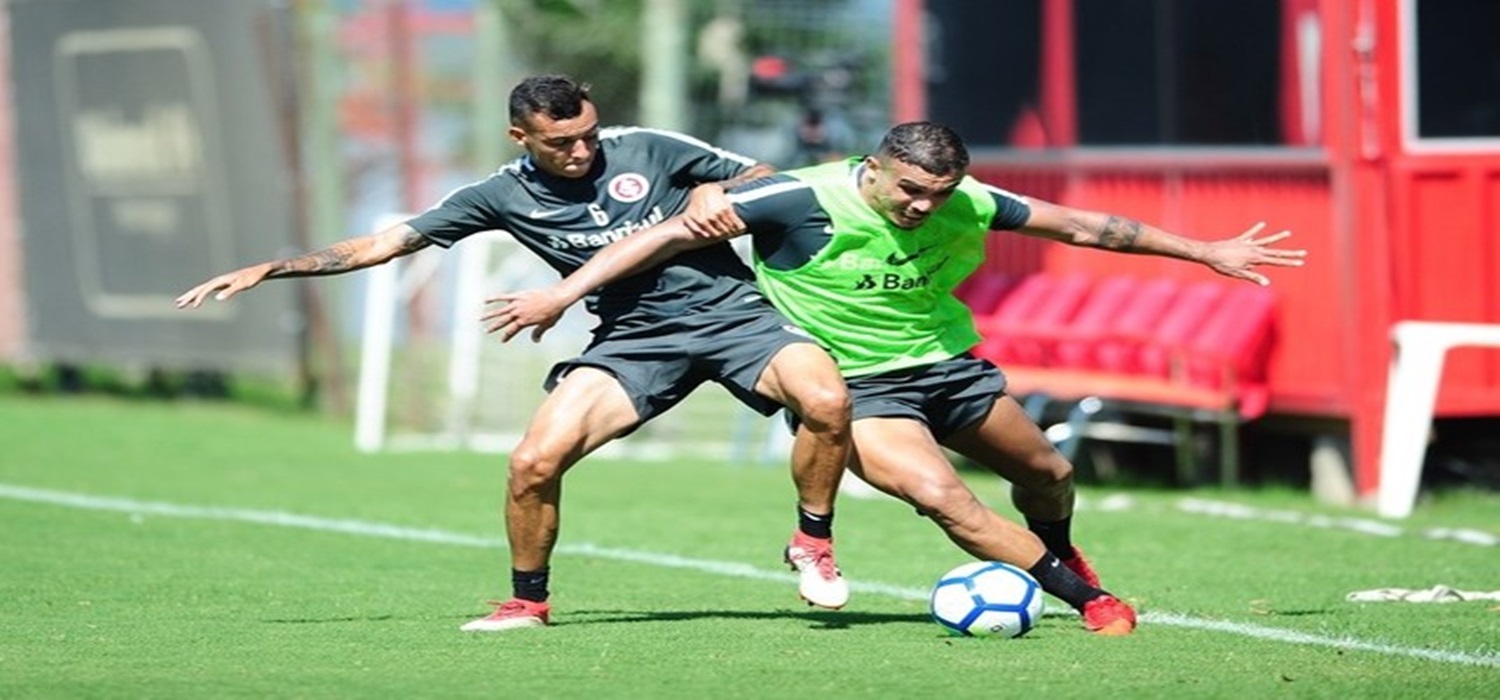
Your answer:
[1174,498,1498,546]
[2,483,1496,669]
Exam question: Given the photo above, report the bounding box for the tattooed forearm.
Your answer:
[1096,216,1144,251]
[267,229,429,278]
[268,240,367,278]
[394,228,431,255]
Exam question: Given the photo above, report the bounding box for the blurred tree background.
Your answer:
[488,0,891,164]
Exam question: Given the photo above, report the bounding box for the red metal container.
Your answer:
[894,0,1500,496]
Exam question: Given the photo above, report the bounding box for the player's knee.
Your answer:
[792,383,851,436]
[1020,452,1075,492]
[508,445,564,492]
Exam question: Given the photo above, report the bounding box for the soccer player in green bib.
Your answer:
[489,121,1308,635]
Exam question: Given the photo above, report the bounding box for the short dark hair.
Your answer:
[876,122,969,176]
[509,75,592,125]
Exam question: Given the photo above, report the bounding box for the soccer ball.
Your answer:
[929,561,1044,638]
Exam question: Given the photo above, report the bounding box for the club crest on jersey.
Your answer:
[607,173,650,203]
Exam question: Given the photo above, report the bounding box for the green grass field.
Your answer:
[1,394,1496,698]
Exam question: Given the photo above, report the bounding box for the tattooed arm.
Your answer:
[175,224,432,308]
[1015,198,1306,286]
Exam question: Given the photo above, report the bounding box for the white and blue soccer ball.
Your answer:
[929,561,1044,638]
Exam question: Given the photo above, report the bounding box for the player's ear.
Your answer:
[508,125,527,148]
[861,155,883,185]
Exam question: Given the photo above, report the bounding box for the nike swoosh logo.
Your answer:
[886,246,934,266]
[528,208,568,219]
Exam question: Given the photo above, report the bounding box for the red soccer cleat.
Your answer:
[1061,546,1102,589]
[1082,594,1137,636]
[460,598,551,632]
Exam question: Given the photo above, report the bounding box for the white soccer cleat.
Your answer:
[784,532,849,610]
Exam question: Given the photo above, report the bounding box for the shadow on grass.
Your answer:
[263,614,397,624]
[521,608,929,630]
[261,609,927,629]
[1247,609,1331,617]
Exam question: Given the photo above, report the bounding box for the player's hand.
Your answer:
[174,264,272,309]
[1202,222,1307,286]
[682,183,744,238]
[482,287,571,342]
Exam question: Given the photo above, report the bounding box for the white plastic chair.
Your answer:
[1377,321,1500,518]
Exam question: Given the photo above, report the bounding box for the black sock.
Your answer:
[512,567,550,603]
[1026,516,1076,559]
[797,505,834,539]
[1027,553,1104,611]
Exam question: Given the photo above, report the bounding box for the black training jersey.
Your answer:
[407,126,764,327]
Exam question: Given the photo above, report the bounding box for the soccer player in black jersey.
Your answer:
[176,75,852,631]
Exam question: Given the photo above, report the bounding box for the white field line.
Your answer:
[2,483,1497,669]
[1172,497,1498,546]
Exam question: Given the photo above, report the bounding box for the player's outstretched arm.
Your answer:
[174,224,432,309]
[482,214,724,341]
[1016,198,1307,286]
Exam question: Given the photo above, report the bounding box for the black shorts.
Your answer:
[545,306,817,427]
[843,354,1006,441]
